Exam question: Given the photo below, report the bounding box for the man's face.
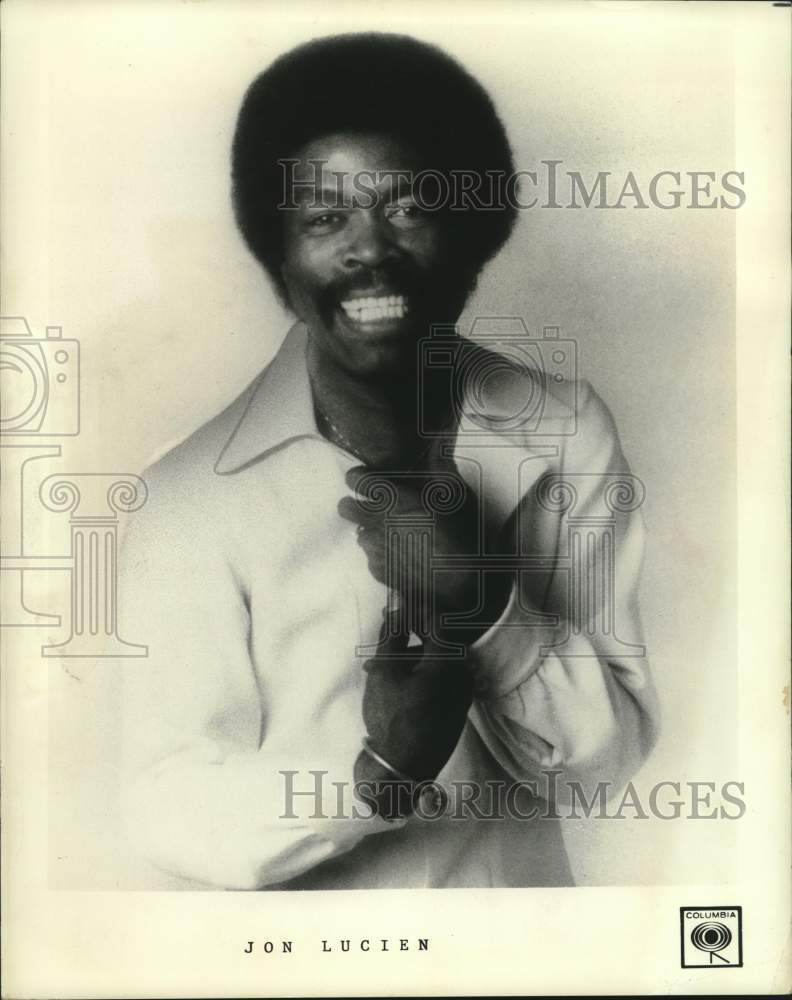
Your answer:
[281,132,474,377]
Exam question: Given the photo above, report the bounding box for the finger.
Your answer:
[377,609,412,655]
[363,654,424,680]
[344,465,370,493]
[363,641,424,673]
[337,495,376,525]
[363,555,388,587]
[346,467,399,503]
[377,608,404,644]
[354,523,385,551]
[357,545,387,587]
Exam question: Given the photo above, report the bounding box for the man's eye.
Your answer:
[305,213,345,231]
[385,202,430,228]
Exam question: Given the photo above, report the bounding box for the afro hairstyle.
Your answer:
[231,33,517,301]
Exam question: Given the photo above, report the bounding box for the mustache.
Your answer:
[327,265,422,303]
[311,263,473,321]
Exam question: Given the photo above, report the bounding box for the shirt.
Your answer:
[119,321,659,890]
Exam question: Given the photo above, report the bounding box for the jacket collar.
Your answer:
[214,320,575,476]
[214,322,317,474]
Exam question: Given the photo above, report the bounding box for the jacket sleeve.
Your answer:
[118,459,402,891]
[467,382,660,801]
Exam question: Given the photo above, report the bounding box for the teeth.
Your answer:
[340,295,408,322]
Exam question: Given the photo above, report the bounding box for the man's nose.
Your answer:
[342,211,400,270]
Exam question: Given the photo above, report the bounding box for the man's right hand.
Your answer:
[355,614,474,787]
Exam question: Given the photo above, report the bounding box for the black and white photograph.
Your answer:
[1,1,788,996]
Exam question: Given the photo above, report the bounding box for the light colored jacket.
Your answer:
[119,322,659,890]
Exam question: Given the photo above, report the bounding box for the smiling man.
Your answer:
[120,33,659,890]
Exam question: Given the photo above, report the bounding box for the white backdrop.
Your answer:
[4,1,738,889]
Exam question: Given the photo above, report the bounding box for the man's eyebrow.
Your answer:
[292,183,352,208]
[290,171,418,207]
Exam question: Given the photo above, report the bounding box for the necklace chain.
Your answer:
[314,393,456,472]
[316,408,364,459]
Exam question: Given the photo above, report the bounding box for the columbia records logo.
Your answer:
[680,907,743,968]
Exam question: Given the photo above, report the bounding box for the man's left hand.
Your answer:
[338,462,511,644]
